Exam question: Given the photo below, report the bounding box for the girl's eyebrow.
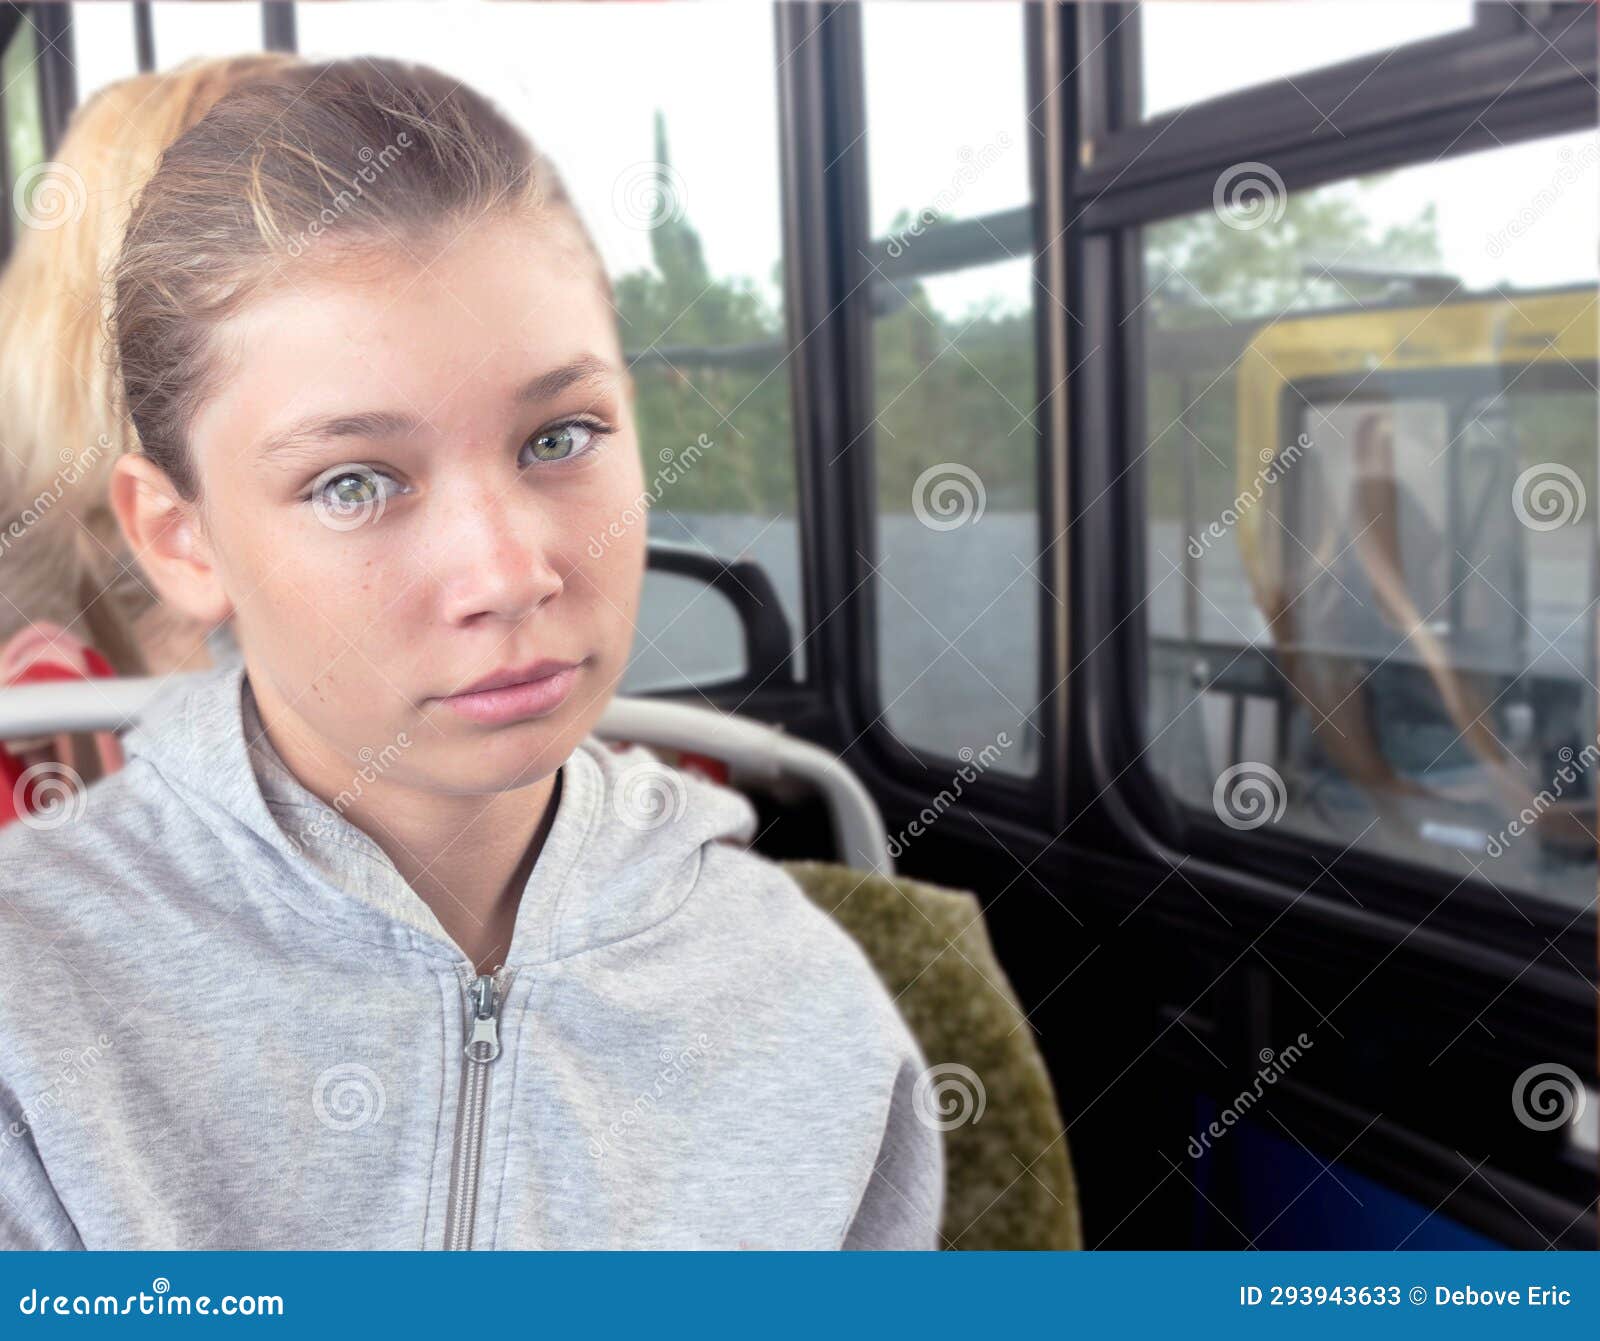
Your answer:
[514,353,618,405]
[253,354,620,466]
[255,409,419,466]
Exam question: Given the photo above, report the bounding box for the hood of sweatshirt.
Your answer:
[118,660,759,968]
[0,661,941,1250]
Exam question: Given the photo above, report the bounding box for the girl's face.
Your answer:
[183,215,646,794]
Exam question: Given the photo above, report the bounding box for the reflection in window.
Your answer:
[1140,1,1475,120]
[1141,133,1598,910]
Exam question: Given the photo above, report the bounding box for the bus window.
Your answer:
[295,1,802,694]
[2,21,43,202]
[150,1,262,66]
[1139,1,1476,120]
[71,3,143,107]
[1141,129,1598,911]
[622,569,747,697]
[861,0,1040,775]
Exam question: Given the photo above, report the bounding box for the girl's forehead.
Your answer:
[192,225,621,455]
[269,220,609,346]
[318,217,607,328]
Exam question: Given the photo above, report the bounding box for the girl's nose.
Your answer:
[430,482,565,626]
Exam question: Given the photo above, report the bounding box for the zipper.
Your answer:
[443,966,515,1250]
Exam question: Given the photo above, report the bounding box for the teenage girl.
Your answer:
[0,57,941,1251]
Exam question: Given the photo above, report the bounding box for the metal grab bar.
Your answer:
[0,673,894,874]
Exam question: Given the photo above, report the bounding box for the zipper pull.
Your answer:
[464,972,502,1062]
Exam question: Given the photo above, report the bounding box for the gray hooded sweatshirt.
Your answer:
[0,662,942,1249]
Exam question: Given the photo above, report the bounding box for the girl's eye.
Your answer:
[307,464,405,517]
[521,420,601,467]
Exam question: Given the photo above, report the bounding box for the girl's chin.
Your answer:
[418,734,569,795]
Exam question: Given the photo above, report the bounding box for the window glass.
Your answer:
[296,1,801,692]
[862,0,1039,775]
[1140,131,1599,910]
[862,1,1030,238]
[620,569,747,697]
[72,2,141,106]
[1140,1,1476,120]
[151,1,260,67]
[3,22,43,204]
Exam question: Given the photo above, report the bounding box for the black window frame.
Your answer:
[774,0,1069,834]
[1125,2,1523,133]
[1082,1,1591,225]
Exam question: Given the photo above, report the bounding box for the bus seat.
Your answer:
[597,696,893,874]
[784,858,1082,1251]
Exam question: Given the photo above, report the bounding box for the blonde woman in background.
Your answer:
[0,53,297,679]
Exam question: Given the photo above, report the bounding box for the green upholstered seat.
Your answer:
[781,860,1082,1250]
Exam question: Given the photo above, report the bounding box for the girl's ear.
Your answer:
[108,454,234,628]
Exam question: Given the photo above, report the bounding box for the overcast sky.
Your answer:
[67,1,1596,322]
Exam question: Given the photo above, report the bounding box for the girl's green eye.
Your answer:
[522,421,596,466]
[328,472,380,505]
[306,463,403,530]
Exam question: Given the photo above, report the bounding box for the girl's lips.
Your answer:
[436,663,580,725]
